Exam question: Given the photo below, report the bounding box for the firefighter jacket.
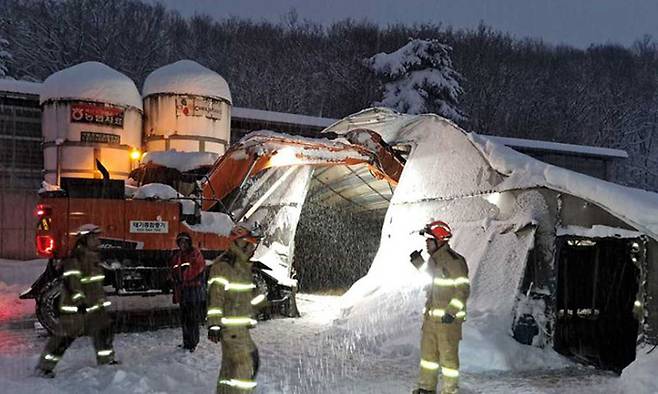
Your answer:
[206,242,266,331]
[58,245,111,336]
[424,244,470,324]
[169,247,206,304]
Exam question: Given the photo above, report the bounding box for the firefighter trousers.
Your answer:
[417,319,462,394]
[37,323,115,372]
[216,328,259,394]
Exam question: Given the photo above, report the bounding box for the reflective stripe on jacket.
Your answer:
[207,242,264,330]
[424,244,470,322]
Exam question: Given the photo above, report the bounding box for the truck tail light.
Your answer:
[35,204,52,217]
[36,235,55,257]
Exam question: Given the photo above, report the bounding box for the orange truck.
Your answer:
[20,130,404,333]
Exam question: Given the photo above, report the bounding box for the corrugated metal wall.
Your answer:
[0,94,43,191]
[0,190,38,260]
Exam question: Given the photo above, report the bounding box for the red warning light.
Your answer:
[36,235,55,257]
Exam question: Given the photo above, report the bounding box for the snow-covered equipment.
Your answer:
[142,60,232,155]
[40,62,143,185]
[22,128,404,335]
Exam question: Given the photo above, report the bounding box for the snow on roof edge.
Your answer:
[468,132,658,241]
[142,60,232,104]
[233,107,336,129]
[325,108,626,160]
[40,62,143,109]
[0,79,42,96]
[487,135,628,159]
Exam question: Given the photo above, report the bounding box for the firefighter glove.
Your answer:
[410,250,424,269]
[441,313,455,324]
[208,327,222,343]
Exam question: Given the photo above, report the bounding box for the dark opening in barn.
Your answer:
[293,163,393,293]
[554,236,643,373]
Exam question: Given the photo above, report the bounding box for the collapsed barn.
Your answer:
[228,108,657,373]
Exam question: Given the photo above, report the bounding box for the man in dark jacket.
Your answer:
[170,231,206,352]
[35,224,118,378]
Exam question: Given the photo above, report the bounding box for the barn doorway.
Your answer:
[293,164,393,293]
[554,236,642,373]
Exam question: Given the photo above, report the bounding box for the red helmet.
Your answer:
[422,220,452,241]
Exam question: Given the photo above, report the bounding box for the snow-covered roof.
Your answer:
[556,225,644,239]
[0,78,41,96]
[469,133,658,240]
[232,107,336,129]
[487,135,628,159]
[142,60,232,104]
[327,108,658,239]
[141,151,219,172]
[40,62,142,109]
[325,108,628,160]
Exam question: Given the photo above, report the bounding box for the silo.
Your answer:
[40,62,143,185]
[142,60,232,155]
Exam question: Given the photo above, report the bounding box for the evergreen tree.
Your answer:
[0,35,11,77]
[367,38,464,120]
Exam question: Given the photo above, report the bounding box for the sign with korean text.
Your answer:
[129,220,169,234]
[80,131,120,144]
[176,96,222,120]
[71,102,125,128]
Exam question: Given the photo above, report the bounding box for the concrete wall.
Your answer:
[0,190,38,260]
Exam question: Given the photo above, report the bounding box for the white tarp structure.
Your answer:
[316,107,658,372]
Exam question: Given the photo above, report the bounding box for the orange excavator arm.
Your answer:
[201,130,404,211]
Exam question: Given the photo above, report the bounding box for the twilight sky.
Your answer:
[150,0,658,48]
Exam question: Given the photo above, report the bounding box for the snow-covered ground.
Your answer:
[1,258,654,393]
[0,259,47,325]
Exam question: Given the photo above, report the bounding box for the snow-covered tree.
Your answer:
[0,35,11,77]
[367,38,464,120]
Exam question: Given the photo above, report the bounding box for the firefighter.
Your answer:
[410,221,470,394]
[169,231,206,352]
[35,224,118,378]
[207,222,266,394]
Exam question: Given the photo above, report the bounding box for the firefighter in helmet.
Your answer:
[410,221,470,394]
[35,224,118,378]
[169,231,206,352]
[207,222,266,393]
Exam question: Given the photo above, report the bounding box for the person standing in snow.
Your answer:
[169,231,206,352]
[207,223,266,394]
[35,224,118,378]
[410,221,470,394]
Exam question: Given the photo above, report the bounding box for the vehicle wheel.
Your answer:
[278,288,300,318]
[252,271,271,321]
[36,278,63,335]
